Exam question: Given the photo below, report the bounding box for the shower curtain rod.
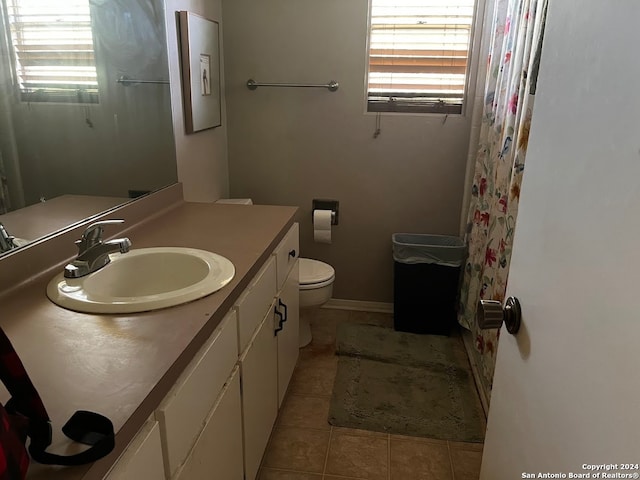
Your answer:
[246,78,339,92]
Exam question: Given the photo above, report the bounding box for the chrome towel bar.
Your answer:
[246,78,339,92]
[117,76,169,86]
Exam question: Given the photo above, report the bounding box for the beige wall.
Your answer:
[222,0,474,302]
[165,0,229,202]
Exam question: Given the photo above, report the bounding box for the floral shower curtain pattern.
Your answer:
[458,0,548,400]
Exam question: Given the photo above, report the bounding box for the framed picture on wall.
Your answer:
[178,11,221,133]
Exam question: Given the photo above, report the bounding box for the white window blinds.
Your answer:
[367,0,475,114]
[5,0,98,103]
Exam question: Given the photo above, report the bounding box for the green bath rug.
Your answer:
[328,324,486,442]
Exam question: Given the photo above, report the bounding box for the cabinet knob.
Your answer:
[288,249,296,258]
[477,297,522,334]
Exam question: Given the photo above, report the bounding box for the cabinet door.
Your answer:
[175,367,244,480]
[276,259,299,407]
[105,420,165,480]
[239,301,278,480]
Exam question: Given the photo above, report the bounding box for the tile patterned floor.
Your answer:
[257,309,484,480]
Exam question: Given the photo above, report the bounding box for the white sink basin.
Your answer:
[47,247,235,314]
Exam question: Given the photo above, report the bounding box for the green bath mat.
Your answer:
[328,324,485,442]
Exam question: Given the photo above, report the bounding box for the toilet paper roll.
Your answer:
[313,209,332,244]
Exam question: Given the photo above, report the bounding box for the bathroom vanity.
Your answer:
[0,185,299,480]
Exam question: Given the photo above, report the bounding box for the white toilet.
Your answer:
[215,198,336,347]
[298,258,335,347]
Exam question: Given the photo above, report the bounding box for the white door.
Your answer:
[481,2,640,478]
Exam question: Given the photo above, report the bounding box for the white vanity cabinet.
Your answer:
[272,223,300,407]
[234,256,278,480]
[236,222,300,480]
[173,366,243,480]
[155,310,241,479]
[238,302,279,480]
[236,257,278,354]
[105,222,300,480]
[104,419,165,480]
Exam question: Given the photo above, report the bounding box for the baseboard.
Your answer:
[323,298,394,314]
[461,329,490,418]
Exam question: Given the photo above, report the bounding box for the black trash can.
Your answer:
[392,233,466,336]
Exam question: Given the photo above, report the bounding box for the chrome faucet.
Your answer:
[64,219,132,278]
[0,222,17,253]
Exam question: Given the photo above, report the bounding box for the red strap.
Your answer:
[0,404,30,479]
[0,328,114,470]
[0,329,49,423]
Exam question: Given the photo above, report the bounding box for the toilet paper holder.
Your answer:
[312,199,339,225]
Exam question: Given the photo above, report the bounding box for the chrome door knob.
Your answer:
[477,297,522,334]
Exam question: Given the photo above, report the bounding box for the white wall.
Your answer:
[165,0,229,202]
[222,0,477,302]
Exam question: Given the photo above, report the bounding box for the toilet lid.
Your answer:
[299,258,335,285]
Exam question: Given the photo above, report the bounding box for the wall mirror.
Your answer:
[0,0,178,256]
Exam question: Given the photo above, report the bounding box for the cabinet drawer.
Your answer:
[235,256,277,353]
[174,366,243,480]
[273,223,299,291]
[105,419,164,480]
[156,310,238,478]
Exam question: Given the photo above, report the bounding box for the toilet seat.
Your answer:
[299,258,335,290]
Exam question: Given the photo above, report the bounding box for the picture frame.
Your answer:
[178,11,221,133]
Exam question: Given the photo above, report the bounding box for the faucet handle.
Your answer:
[76,219,125,253]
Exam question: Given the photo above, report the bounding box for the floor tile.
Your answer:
[390,437,453,480]
[390,433,448,446]
[258,467,323,479]
[332,426,388,439]
[325,429,389,480]
[278,394,331,431]
[448,441,484,452]
[307,308,351,346]
[449,447,483,480]
[288,350,338,397]
[263,426,330,474]
[323,476,365,480]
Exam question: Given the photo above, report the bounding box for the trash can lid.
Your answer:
[392,233,466,266]
[392,233,464,248]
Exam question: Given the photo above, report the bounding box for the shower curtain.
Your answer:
[458,0,548,402]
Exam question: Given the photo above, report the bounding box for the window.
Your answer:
[4,0,98,103]
[367,0,476,114]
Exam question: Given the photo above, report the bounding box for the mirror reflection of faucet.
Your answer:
[0,222,18,253]
[64,219,132,278]
[12,238,30,247]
